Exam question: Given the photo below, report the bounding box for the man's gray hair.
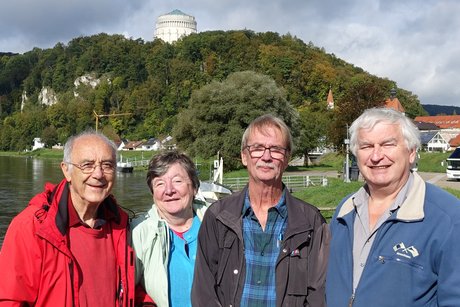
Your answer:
[349,107,420,156]
[241,114,294,153]
[63,129,117,163]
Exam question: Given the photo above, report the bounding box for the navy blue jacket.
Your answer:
[326,173,460,306]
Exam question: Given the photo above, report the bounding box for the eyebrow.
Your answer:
[358,137,398,145]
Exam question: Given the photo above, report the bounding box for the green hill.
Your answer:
[0,31,426,162]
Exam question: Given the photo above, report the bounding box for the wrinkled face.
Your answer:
[151,163,196,219]
[356,122,416,192]
[61,135,116,208]
[241,126,289,185]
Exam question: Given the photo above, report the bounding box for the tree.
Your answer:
[0,31,427,151]
[296,107,329,166]
[173,70,299,170]
[329,73,389,148]
[41,126,58,148]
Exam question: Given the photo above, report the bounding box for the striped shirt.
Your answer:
[241,190,288,307]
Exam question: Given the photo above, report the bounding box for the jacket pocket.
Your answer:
[216,232,237,285]
[368,254,426,305]
[287,256,309,295]
[377,255,424,270]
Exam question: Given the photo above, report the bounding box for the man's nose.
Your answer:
[91,164,104,177]
[261,148,272,160]
[370,145,384,160]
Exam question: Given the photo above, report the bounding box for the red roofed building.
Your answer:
[414,115,460,129]
[449,134,460,147]
[384,88,405,113]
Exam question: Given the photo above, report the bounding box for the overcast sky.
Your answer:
[1,0,459,106]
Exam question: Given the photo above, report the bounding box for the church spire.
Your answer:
[384,88,405,114]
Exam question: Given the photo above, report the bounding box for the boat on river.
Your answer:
[117,161,133,173]
[196,181,232,205]
[117,155,134,173]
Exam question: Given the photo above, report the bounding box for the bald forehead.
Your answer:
[72,135,115,159]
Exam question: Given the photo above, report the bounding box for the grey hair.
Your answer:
[146,150,200,194]
[349,108,420,156]
[63,129,117,163]
[241,114,294,154]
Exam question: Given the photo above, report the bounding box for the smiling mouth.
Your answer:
[370,165,389,169]
[88,183,106,189]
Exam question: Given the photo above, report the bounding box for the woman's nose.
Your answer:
[164,181,176,194]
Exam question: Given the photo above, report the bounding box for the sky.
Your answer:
[1,0,460,106]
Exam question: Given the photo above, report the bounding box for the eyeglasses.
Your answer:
[246,144,288,159]
[65,161,115,174]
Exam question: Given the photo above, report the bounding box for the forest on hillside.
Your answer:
[0,30,427,169]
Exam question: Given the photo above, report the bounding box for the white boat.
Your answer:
[117,161,133,173]
[117,154,133,173]
[196,181,232,205]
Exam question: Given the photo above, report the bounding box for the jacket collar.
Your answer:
[39,179,122,236]
[337,172,426,221]
[144,199,209,226]
[216,185,314,240]
[216,187,247,240]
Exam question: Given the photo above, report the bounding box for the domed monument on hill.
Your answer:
[154,9,197,43]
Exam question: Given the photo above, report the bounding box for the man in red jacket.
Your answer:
[0,130,135,306]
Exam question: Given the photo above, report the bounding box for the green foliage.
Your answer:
[173,71,299,170]
[0,30,426,152]
[41,126,58,148]
[329,73,391,147]
[296,106,330,165]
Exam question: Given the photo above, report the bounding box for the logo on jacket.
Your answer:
[393,242,419,259]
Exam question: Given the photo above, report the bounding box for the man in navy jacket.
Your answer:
[326,107,460,306]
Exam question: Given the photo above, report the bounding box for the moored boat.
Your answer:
[117,161,133,173]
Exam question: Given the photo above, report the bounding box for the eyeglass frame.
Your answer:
[245,144,289,159]
[64,161,116,174]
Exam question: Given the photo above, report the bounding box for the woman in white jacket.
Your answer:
[132,150,208,307]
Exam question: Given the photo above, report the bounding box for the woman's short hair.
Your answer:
[349,107,420,156]
[146,150,200,194]
[241,114,294,154]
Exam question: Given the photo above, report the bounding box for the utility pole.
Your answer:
[344,124,351,183]
[93,110,132,132]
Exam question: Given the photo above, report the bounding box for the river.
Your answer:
[0,155,153,248]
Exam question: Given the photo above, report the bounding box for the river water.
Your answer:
[0,155,153,248]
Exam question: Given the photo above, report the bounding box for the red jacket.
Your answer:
[0,179,135,306]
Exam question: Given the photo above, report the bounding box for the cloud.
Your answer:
[1,0,459,106]
[0,0,149,50]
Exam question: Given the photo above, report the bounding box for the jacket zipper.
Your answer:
[348,293,355,307]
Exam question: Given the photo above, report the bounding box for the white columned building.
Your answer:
[154,9,197,43]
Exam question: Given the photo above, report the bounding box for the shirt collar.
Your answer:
[242,188,287,218]
[353,172,414,213]
[67,194,115,228]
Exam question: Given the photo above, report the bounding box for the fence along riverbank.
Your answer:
[223,175,328,192]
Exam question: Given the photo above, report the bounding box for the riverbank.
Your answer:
[2,150,458,207]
